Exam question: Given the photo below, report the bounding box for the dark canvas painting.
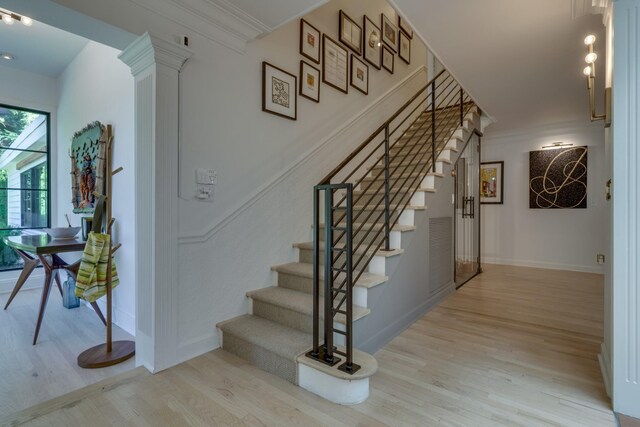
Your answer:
[529,146,587,209]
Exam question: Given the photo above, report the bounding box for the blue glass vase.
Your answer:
[62,276,80,309]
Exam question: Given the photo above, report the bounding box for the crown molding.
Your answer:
[119,33,193,76]
[127,0,270,53]
[571,0,613,22]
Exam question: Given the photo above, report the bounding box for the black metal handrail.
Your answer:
[307,69,477,374]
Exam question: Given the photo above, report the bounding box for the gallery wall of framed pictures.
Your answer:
[261,5,416,121]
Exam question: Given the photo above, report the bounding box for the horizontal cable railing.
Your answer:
[307,69,477,374]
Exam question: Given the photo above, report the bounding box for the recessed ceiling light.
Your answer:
[21,16,32,26]
[1,52,15,61]
[2,14,14,25]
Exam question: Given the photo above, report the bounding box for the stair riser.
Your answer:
[319,227,401,247]
[220,331,298,384]
[276,270,369,306]
[297,247,389,275]
[251,298,364,336]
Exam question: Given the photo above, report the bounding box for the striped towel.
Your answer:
[75,231,119,303]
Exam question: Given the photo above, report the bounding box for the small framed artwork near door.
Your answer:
[363,15,382,69]
[381,13,398,52]
[262,61,297,120]
[350,55,369,95]
[480,161,504,204]
[382,45,394,74]
[300,19,321,63]
[299,60,320,103]
[398,31,411,64]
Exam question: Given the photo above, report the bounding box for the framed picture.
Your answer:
[480,161,504,204]
[399,31,411,64]
[381,13,398,52]
[299,60,320,103]
[382,45,394,74]
[339,10,362,55]
[262,61,297,120]
[323,34,349,93]
[300,19,321,63]
[530,147,587,208]
[398,16,413,38]
[363,16,382,69]
[350,55,369,95]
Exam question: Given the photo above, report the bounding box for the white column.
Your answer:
[119,33,192,372]
[612,0,640,418]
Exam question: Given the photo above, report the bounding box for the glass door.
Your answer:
[454,133,481,287]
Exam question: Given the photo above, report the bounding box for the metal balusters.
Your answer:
[383,126,391,252]
[431,80,436,172]
[306,69,477,375]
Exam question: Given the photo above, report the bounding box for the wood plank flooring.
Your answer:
[1,264,614,426]
[0,287,135,416]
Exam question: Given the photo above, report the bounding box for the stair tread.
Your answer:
[293,241,404,258]
[317,222,417,232]
[297,346,378,380]
[335,204,427,211]
[354,186,436,194]
[247,286,370,323]
[217,314,310,361]
[272,262,387,289]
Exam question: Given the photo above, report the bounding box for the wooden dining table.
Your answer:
[3,233,106,345]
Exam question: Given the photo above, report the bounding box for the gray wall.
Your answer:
[356,171,456,353]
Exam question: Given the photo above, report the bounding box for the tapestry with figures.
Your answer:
[70,121,106,213]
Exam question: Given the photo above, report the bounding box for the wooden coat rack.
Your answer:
[77,124,135,368]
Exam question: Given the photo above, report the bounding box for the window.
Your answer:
[0,104,50,271]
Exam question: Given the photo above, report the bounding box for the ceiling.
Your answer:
[392,0,606,133]
[0,13,88,77]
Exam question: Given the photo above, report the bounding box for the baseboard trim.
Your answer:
[481,257,603,274]
[177,333,218,365]
[358,282,455,354]
[179,66,428,244]
[93,299,136,336]
[0,270,45,295]
[599,342,612,398]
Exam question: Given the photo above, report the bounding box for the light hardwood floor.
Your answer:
[0,287,135,416]
[1,265,615,426]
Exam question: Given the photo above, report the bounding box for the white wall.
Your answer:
[481,120,606,273]
[175,0,430,361]
[56,41,135,335]
[26,0,433,364]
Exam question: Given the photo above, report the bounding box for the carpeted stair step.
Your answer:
[247,286,370,334]
[217,314,311,385]
[272,261,387,294]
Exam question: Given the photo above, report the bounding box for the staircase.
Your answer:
[217,69,482,404]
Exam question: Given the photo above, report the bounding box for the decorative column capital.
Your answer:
[119,32,193,76]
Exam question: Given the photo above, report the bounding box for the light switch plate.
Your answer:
[196,168,217,185]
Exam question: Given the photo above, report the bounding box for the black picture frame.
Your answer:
[398,15,413,39]
[339,10,362,55]
[363,15,382,70]
[350,54,369,95]
[381,13,398,52]
[299,60,320,103]
[262,61,297,121]
[382,45,394,74]
[398,31,411,65]
[322,34,349,94]
[480,161,504,204]
[300,19,321,64]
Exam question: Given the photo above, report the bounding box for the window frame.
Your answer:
[0,103,51,271]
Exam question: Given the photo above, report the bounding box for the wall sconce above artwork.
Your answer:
[582,34,611,127]
[541,141,574,150]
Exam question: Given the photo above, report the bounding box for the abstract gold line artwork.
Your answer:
[529,146,588,209]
